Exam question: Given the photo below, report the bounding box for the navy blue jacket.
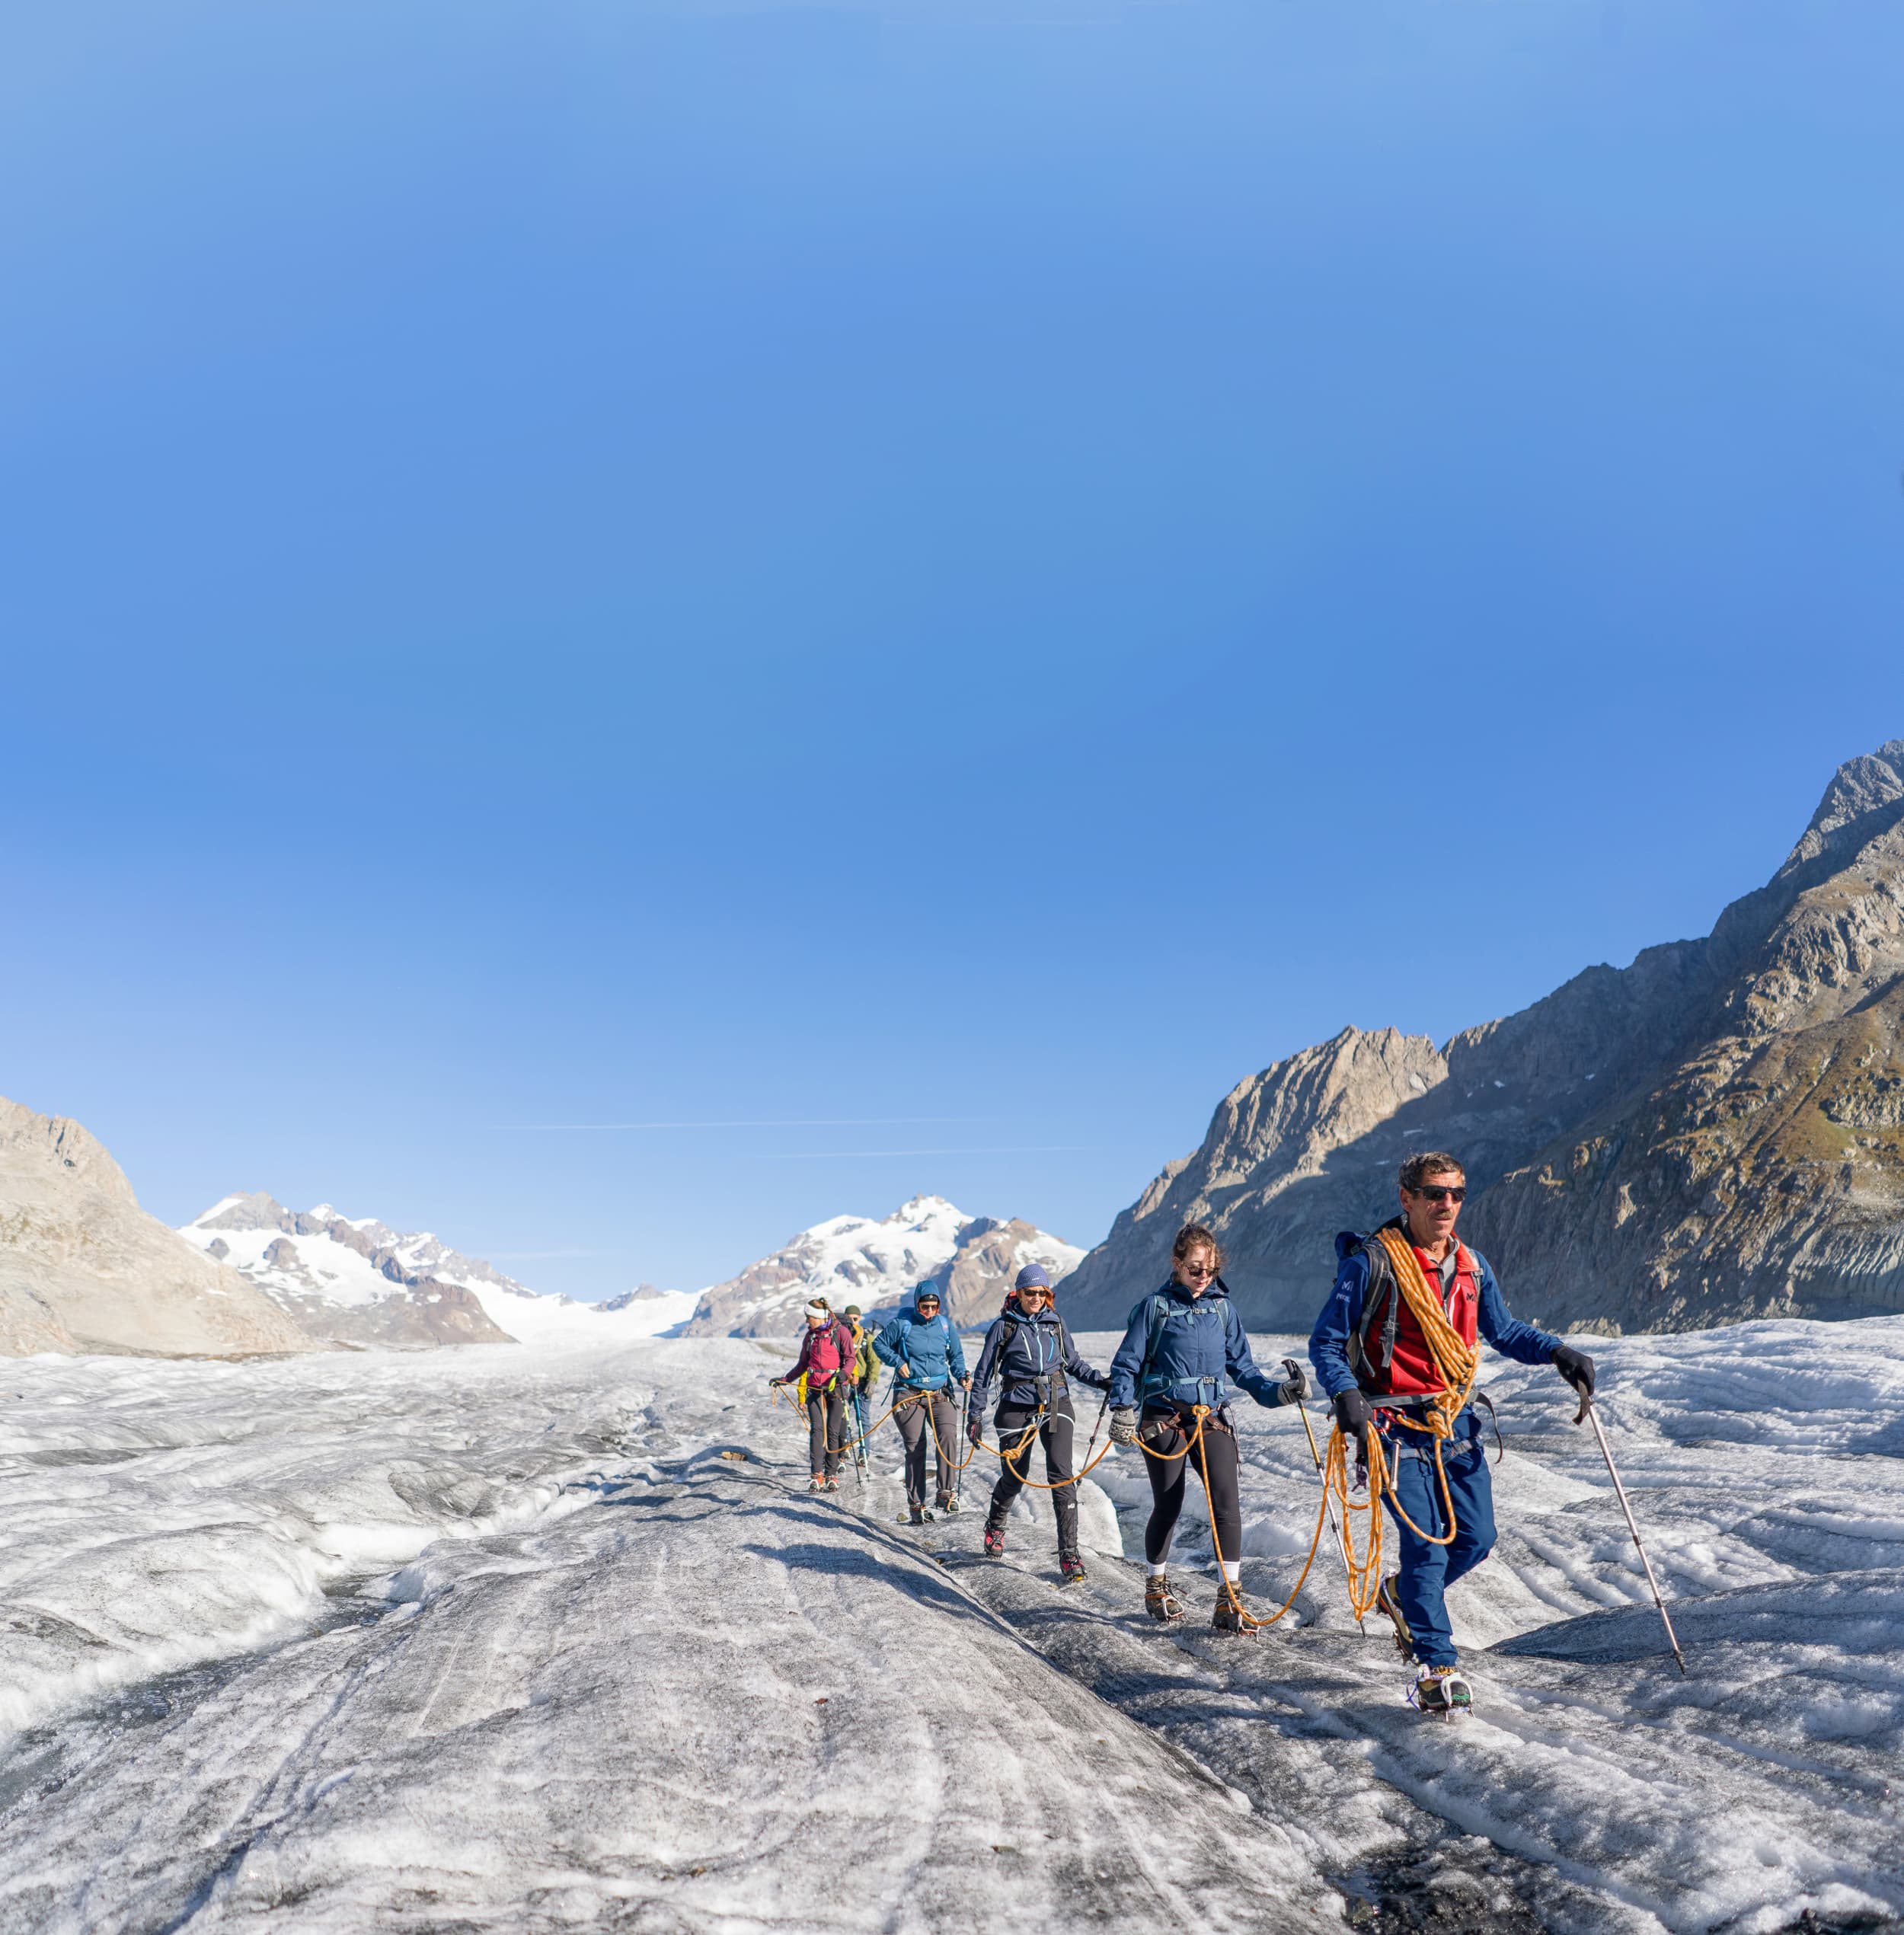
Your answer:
[1308,1231,1559,1401]
[873,1306,969,1392]
[1107,1279,1286,1410]
[970,1306,1108,1411]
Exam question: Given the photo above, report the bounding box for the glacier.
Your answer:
[0,1318,1899,1931]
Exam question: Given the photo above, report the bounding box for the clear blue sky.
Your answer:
[3,1,1900,1298]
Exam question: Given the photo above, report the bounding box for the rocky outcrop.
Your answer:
[183,1194,516,1347]
[0,1100,311,1359]
[1063,739,1904,1336]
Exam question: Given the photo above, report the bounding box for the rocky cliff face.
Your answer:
[0,1101,311,1358]
[1062,740,1904,1336]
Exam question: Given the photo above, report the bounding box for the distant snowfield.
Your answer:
[0,1320,1899,1932]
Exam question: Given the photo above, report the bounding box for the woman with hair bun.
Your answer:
[772,1298,858,1493]
[1106,1224,1307,1630]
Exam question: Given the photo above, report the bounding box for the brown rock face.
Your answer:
[0,1100,311,1359]
[1062,739,1904,1336]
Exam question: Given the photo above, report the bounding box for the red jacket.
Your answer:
[1363,1238,1479,1398]
[787,1318,855,1391]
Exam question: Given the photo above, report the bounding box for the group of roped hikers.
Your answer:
[776,1151,1595,1716]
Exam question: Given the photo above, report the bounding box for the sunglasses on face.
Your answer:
[1180,1262,1218,1279]
[1411,1184,1466,1204]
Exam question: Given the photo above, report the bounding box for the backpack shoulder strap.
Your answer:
[1138,1292,1173,1387]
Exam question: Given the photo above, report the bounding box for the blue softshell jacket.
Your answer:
[970,1306,1109,1411]
[1107,1279,1285,1411]
[873,1304,970,1392]
[1307,1225,1561,1402]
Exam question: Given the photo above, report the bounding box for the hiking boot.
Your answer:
[936,1493,960,1515]
[1412,1666,1473,1718]
[823,1477,842,1493]
[1212,1581,1260,1636]
[983,1527,1006,1558]
[1375,1573,1416,1662]
[808,1475,826,1493]
[906,1506,935,1526]
[1144,1574,1184,1624]
[1059,1554,1088,1588]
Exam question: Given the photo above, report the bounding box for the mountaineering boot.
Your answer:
[1144,1574,1184,1624]
[1411,1666,1474,1719]
[1212,1582,1260,1636]
[905,1505,936,1526]
[983,1527,1007,1558]
[823,1477,842,1493]
[1375,1573,1416,1662]
[936,1493,960,1515]
[1059,1554,1088,1588]
[808,1476,826,1493]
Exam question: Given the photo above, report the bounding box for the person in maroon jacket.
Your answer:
[772,1300,858,1492]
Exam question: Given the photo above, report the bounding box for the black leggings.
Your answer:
[988,1400,1078,1554]
[1139,1406,1241,1566]
[893,1391,960,1506]
[805,1384,845,1478]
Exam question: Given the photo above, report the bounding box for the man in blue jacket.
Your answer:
[1107,1224,1307,1631]
[968,1263,1109,1584]
[874,1282,970,1525]
[1308,1151,1594,1715]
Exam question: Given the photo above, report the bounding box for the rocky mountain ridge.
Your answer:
[1061,739,1904,1335]
[0,1101,310,1358]
[682,1194,1082,1336]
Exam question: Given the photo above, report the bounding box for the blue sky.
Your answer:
[3,1,1901,1296]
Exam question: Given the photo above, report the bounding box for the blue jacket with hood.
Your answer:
[1107,1279,1287,1411]
[873,1290,970,1393]
[970,1304,1108,1412]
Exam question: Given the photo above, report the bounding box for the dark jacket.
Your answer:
[1107,1279,1284,1410]
[970,1306,1107,1412]
[1307,1220,1559,1403]
[872,1306,969,1392]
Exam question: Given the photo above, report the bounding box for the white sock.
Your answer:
[1220,1561,1241,1584]
[1148,1561,1169,1578]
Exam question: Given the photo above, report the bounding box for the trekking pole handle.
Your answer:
[1577,1396,1688,1678]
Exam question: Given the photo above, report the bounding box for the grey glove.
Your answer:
[1551,1344,1596,1399]
[1276,1356,1310,1405]
[1108,1407,1139,1446]
[1334,1389,1373,1439]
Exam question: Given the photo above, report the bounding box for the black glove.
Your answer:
[1334,1389,1373,1439]
[1275,1356,1310,1405]
[1108,1407,1139,1446]
[966,1410,985,1448]
[1552,1344,1596,1399]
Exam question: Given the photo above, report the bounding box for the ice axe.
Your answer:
[1286,1359,1364,1638]
[1573,1386,1687,1677]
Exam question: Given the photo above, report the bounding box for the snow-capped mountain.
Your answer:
[682,1194,1084,1336]
[178,1195,698,1347]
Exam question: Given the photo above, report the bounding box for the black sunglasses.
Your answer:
[1410,1183,1466,1203]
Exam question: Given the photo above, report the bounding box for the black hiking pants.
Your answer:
[987,1399,1079,1557]
[1139,1404,1241,1566]
[893,1391,960,1506]
[805,1382,846,1479]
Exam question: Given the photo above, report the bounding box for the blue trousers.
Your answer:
[1379,1410,1495,1670]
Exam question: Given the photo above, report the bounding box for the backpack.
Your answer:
[807,1319,850,1387]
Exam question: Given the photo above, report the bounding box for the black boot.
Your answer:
[1059,1553,1087,1588]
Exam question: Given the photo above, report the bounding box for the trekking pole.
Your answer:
[1078,1388,1110,1474]
[1575,1389,1686,1677]
[1289,1369,1364,1638]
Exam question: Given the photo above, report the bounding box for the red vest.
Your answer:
[1362,1241,1479,1397]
